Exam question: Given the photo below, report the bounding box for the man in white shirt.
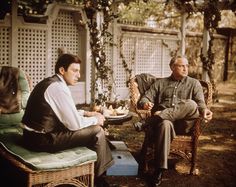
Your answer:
[22,54,114,187]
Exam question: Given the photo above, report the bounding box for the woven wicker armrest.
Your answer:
[135,109,151,119]
[199,80,213,108]
[129,76,152,120]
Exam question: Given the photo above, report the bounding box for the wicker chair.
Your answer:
[0,147,95,187]
[129,74,213,175]
[0,66,96,187]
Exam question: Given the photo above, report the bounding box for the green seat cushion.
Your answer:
[0,125,22,134]
[0,110,24,126]
[18,69,30,109]
[0,129,97,171]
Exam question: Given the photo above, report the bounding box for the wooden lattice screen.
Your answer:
[51,10,81,75]
[0,4,181,103]
[114,31,178,99]
[0,27,10,66]
[17,28,47,86]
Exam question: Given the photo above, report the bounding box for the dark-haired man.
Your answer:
[22,53,114,187]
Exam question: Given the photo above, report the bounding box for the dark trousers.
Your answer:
[147,99,199,169]
[23,125,114,177]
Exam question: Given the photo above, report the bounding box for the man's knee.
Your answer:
[185,99,198,111]
[87,125,106,141]
[95,125,106,139]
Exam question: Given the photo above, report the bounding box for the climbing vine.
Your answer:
[162,39,180,58]
[119,34,133,87]
[201,1,221,101]
[84,0,113,79]
[83,0,116,104]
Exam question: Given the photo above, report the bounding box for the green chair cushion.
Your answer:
[0,128,97,171]
[0,110,24,126]
[18,69,30,109]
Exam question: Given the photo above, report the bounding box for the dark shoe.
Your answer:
[133,120,148,131]
[149,169,163,187]
[95,176,110,187]
[144,169,163,187]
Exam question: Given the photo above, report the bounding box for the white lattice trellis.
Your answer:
[17,28,47,86]
[0,27,10,66]
[162,39,178,76]
[0,4,88,104]
[112,31,179,100]
[51,10,81,75]
[136,38,163,76]
[117,36,136,89]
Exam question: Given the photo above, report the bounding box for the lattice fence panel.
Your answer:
[51,10,80,75]
[104,32,113,68]
[116,36,135,89]
[17,28,47,86]
[162,39,178,76]
[0,27,10,66]
[113,31,178,100]
[104,33,113,89]
[136,37,163,77]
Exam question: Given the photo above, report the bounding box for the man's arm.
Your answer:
[193,80,213,120]
[84,111,105,126]
[45,82,101,130]
[139,81,159,110]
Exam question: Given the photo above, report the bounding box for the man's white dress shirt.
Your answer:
[44,75,97,130]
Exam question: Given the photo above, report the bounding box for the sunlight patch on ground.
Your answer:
[201,144,234,151]
[175,160,200,175]
[217,99,236,104]
[199,135,212,140]
[199,134,225,140]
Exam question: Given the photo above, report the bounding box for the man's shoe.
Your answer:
[133,120,147,131]
[153,169,163,186]
[94,176,110,187]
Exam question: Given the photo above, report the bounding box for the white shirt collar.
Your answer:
[56,74,67,84]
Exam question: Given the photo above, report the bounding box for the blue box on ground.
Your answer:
[106,141,139,176]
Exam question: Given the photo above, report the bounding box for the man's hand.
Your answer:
[203,108,213,121]
[143,102,154,110]
[84,111,100,117]
[94,112,105,126]
[84,111,105,126]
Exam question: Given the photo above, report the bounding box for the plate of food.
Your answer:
[103,106,129,119]
[104,113,128,119]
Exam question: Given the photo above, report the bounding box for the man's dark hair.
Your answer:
[55,54,81,74]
